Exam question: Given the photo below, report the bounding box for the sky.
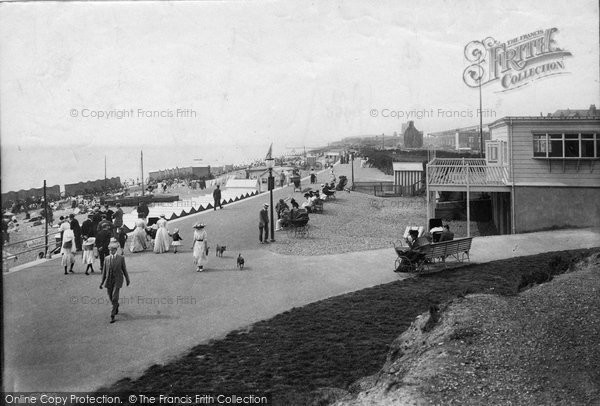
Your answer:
[1,0,599,191]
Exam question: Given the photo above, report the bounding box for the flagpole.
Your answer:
[141,150,145,197]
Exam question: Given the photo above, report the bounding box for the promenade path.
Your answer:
[3,161,599,392]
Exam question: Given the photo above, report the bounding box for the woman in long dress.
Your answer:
[130,218,148,253]
[61,223,76,274]
[192,223,208,272]
[153,214,170,253]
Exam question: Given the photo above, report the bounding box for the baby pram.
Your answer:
[287,208,310,238]
[393,226,427,273]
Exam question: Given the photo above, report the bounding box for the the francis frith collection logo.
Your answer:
[463,28,572,92]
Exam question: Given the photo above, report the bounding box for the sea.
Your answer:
[1,143,279,193]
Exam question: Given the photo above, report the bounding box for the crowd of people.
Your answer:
[55,200,213,277]
[44,162,355,321]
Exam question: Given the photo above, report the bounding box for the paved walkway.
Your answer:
[3,162,599,391]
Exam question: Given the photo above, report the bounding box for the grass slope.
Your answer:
[103,248,597,405]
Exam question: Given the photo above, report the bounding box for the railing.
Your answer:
[427,158,509,186]
[353,181,424,197]
[2,231,62,271]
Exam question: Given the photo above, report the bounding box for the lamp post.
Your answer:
[266,157,275,242]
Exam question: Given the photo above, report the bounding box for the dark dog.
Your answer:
[237,254,245,270]
[216,244,226,257]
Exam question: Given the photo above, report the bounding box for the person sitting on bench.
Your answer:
[276,208,291,230]
[321,184,335,198]
[403,231,431,264]
[301,193,318,213]
[275,198,289,219]
[439,224,454,242]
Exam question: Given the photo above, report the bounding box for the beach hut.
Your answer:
[392,162,424,196]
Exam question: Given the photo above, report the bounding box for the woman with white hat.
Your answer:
[192,223,208,272]
[153,214,170,253]
[61,222,76,274]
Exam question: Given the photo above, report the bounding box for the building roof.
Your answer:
[552,105,599,118]
[488,114,600,129]
[393,162,423,172]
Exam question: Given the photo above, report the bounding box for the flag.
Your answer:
[265,143,273,160]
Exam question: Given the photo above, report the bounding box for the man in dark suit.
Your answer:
[99,239,130,323]
[104,204,114,222]
[91,207,102,232]
[95,223,112,270]
[439,225,455,242]
[69,214,82,251]
[212,185,222,210]
[259,203,269,243]
[137,202,149,219]
[112,203,123,228]
[81,214,95,238]
[97,214,112,234]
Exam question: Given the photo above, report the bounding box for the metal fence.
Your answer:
[353,181,423,197]
[2,231,62,271]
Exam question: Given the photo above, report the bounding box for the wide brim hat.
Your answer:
[108,238,120,249]
[83,237,96,245]
[193,223,205,229]
[263,203,269,208]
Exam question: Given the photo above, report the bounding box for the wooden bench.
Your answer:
[423,237,472,269]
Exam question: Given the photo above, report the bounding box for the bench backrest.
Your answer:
[426,237,472,258]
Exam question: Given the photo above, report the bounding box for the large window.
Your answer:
[533,133,599,158]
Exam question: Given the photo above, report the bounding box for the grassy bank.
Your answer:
[103,248,598,405]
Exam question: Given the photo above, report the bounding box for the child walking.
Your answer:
[82,235,96,275]
[170,228,183,254]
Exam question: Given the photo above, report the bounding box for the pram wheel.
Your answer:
[394,256,412,272]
